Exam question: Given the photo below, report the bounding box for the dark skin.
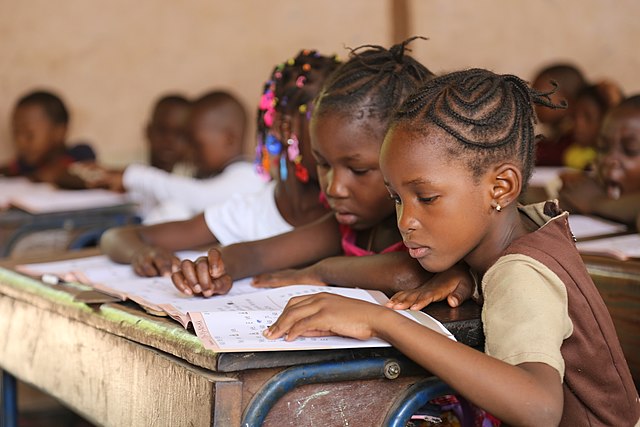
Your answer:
[81,100,243,191]
[147,101,191,173]
[7,104,88,188]
[559,105,640,226]
[171,111,474,303]
[266,125,563,426]
[99,111,328,276]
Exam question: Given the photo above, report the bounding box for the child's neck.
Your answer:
[355,215,401,253]
[274,177,327,227]
[466,207,538,277]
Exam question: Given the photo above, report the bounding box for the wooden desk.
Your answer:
[0,251,481,426]
[582,254,640,385]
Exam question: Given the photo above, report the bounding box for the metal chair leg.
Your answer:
[1,371,17,427]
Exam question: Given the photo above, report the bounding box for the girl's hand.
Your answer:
[131,246,180,277]
[264,293,389,342]
[171,248,232,297]
[386,263,475,310]
[251,268,327,288]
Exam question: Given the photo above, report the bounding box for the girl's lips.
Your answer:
[334,212,358,225]
[406,245,431,259]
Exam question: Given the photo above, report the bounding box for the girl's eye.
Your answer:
[350,168,370,176]
[418,196,438,204]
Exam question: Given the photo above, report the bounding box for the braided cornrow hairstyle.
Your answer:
[255,50,340,180]
[392,68,566,189]
[314,36,434,126]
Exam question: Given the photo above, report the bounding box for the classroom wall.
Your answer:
[1,0,639,167]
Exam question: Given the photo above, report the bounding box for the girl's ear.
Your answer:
[490,163,522,209]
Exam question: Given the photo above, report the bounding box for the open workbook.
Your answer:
[16,254,455,352]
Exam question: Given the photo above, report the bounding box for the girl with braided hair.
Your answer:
[266,68,640,426]
[101,50,338,275]
[172,39,474,306]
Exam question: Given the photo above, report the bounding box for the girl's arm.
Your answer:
[100,213,217,276]
[253,256,475,308]
[253,251,430,293]
[266,293,563,426]
[171,213,343,296]
[559,173,640,226]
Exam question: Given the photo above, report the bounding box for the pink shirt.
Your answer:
[339,224,406,257]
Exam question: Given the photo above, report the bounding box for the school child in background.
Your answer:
[100,50,339,272]
[170,39,473,306]
[84,90,264,223]
[563,81,623,170]
[531,63,586,166]
[145,94,193,175]
[559,95,640,227]
[0,90,95,188]
[265,69,640,426]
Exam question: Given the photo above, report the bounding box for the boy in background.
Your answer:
[1,90,95,188]
[532,63,587,166]
[84,90,264,223]
[145,94,193,175]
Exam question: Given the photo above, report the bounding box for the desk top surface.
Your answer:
[0,249,484,373]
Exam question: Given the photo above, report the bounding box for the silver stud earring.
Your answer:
[495,203,502,212]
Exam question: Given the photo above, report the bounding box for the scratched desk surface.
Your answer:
[0,249,482,426]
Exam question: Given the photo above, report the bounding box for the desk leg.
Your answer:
[242,357,403,427]
[1,371,17,427]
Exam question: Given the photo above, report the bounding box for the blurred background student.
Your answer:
[559,94,640,227]
[145,94,194,176]
[0,90,96,188]
[531,63,587,167]
[80,90,265,223]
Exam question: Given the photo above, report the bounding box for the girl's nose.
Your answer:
[325,169,348,199]
[396,202,418,235]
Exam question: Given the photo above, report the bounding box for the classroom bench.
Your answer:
[0,250,482,426]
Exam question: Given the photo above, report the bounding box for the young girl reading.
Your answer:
[100,50,339,275]
[264,69,640,426]
[171,39,473,305]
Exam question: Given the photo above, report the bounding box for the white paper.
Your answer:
[568,215,627,240]
[576,233,640,260]
[9,188,128,213]
[0,178,55,209]
[191,286,455,352]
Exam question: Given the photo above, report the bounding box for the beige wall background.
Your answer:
[1,0,639,167]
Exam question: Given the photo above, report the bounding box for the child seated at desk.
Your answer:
[84,90,264,223]
[563,81,623,171]
[559,95,640,227]
[531,63,586,167]
[145,94,193,175]
[170,39,473,307]
[100,50,339,268]
[0,90,96,188]
[265,68,640,426]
